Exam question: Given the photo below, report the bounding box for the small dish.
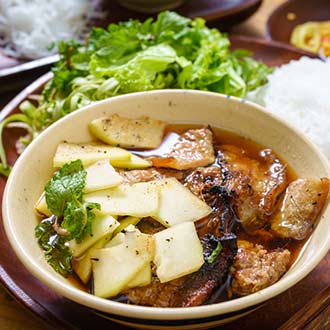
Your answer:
[116,0,186,13]
[3,90,330,329]
[266,0,330,46]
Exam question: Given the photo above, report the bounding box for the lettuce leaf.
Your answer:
[0,12,272,176]
[45,11,271,107]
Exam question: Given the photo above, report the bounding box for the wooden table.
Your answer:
[1,0,329,329]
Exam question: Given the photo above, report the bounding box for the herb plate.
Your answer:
[0,0,262,93]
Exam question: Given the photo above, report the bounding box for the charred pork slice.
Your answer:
[185,166,238,237]
[125,234,237,307]
[185,166,223,198]
[271,178,329,240]
[217,145,288,231]
[149,127,215,170]
[231,240,291,296]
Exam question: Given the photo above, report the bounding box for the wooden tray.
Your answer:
[0,0,262,93]
[0,36,328,330]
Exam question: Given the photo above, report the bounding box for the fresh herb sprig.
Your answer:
[35,217,73,277]
[35,160,100,275]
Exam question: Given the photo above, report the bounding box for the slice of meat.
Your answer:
[184,166,238,237]
[124,270,184,307]
[125,233,237,307]
[271,178,329,240]
[185,166,223,198]
[217,145,288,231]
[231,240,291,296]
[118,168,184,184]
[149,127,215,170]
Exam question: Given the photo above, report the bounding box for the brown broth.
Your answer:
[47,125,310,297]
[166,124,305,267]
[68,273,89,293]
[211,126,306,268]
[167,123,298,179]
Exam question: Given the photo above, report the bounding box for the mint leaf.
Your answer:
[44,159,100,241]
[36,160,101,275]
[62,201,85,239]
[35,217,72,277]
[61,201,101,243]
[45,160,86,216]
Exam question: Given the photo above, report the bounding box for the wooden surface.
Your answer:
[1,1,329,330]
[278,286,330,330]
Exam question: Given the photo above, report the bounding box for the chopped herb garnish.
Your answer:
[206,241,223,264]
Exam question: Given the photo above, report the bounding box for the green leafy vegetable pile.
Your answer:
[0,11,272,176]
[35,160,100,276]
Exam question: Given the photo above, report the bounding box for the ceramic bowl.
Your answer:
[116,0,185,13]
[3,90,330,329]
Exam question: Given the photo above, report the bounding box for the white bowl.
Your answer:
[3,90,330,329]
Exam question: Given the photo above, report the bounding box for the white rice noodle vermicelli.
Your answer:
[0,0,104,59]
[248,57,330,159]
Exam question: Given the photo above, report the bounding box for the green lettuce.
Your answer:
[0,11,272,176]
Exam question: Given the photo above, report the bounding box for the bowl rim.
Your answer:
[3,89,330,320]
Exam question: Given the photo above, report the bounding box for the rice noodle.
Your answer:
[247,57,330,159]
[0,0,105,59]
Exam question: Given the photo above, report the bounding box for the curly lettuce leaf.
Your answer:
[0,11,272,177]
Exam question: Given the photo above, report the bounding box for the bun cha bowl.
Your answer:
[3,90,330,329]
